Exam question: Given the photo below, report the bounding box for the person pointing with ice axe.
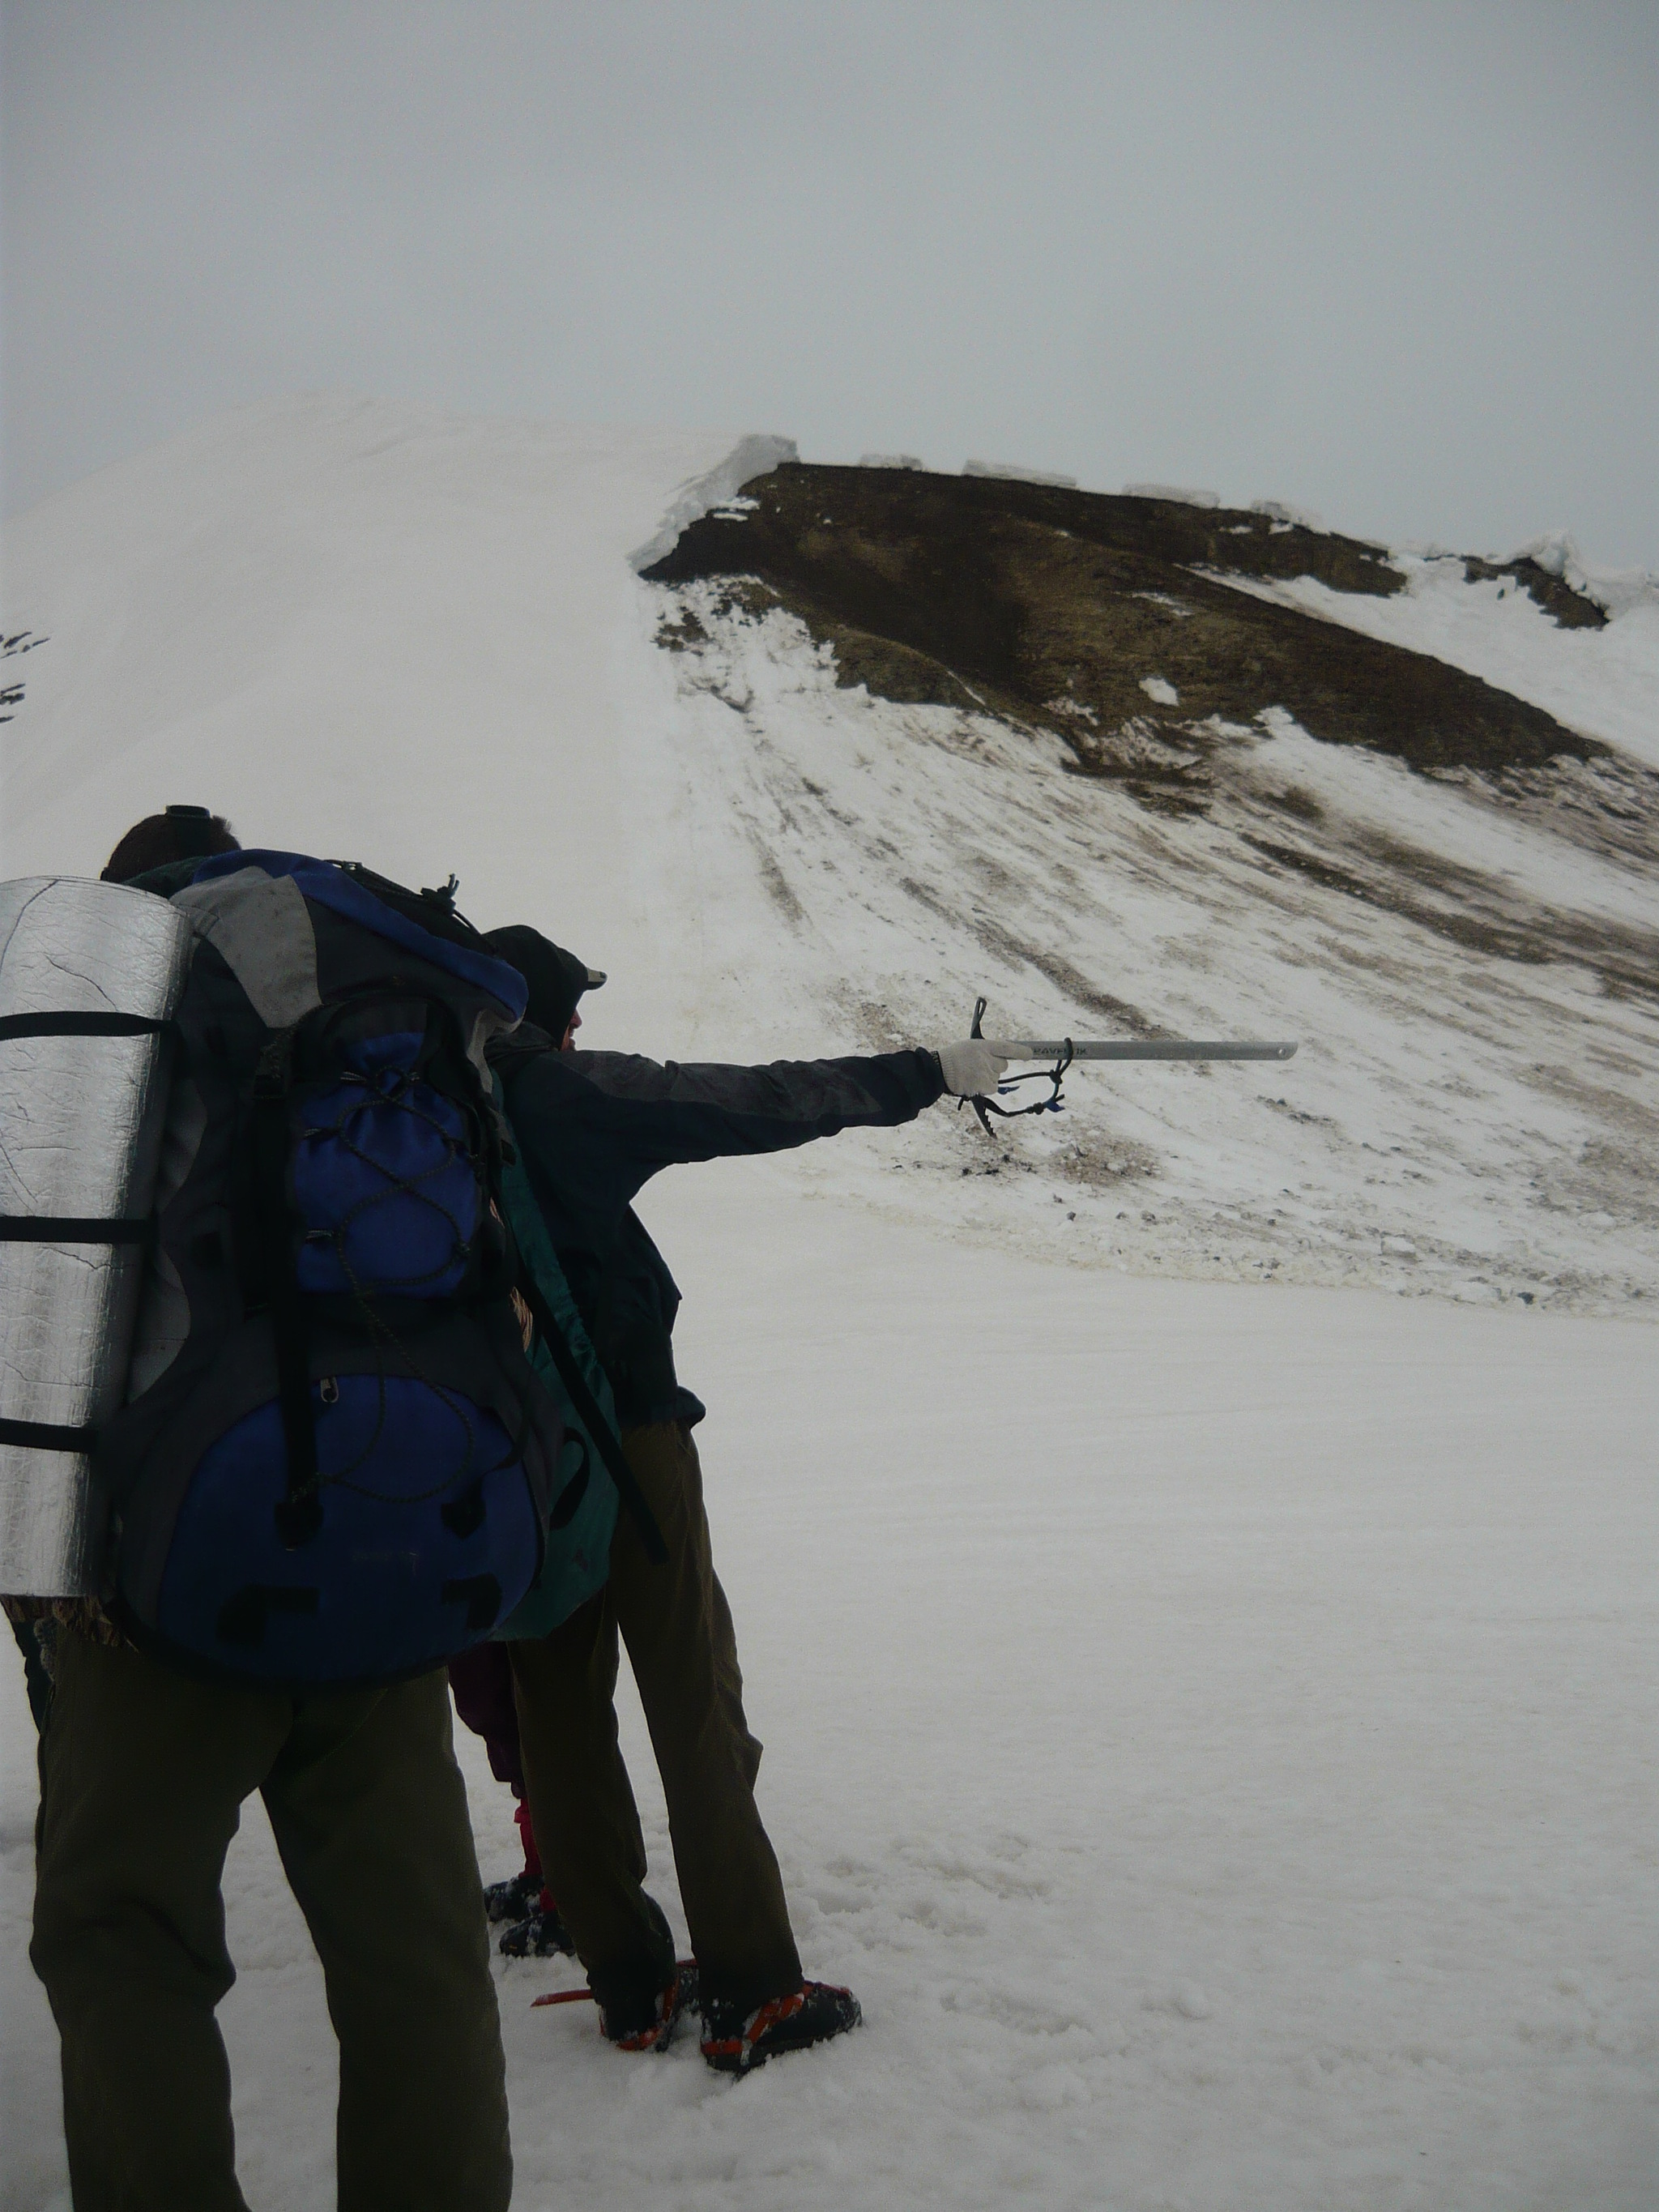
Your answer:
[454,932,1291,2072]
[458,942,1002,2072]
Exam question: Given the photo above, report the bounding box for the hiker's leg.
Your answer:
[510,1594,675,2009]
[448,1641,526,1792]
[30,1629,288,2212]
[262,1668,511,2212]
[612,1420,803,2017]
[706,1559,762,1790]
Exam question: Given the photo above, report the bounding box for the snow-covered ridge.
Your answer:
[1502,530,1659,623]
[965,458,1079,489]
[626,433,798,573]
[640,459,1657,1320]
[1249,497,1327,533]
[5,396,1654,1320]
[1206,553,1659,773]
[1123,480,1221,508]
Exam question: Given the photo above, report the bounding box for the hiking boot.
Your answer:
[484,1868,542,1925]
[700,1980,862,2075]
[601,1959,700,2053]
[497,1895,576,1958]
[486,1799,544,1923]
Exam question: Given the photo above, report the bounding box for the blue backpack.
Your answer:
[100,851,621,1686]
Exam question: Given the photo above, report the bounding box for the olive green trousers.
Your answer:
[510,1420,802,2022]
[31,1630,510,2212]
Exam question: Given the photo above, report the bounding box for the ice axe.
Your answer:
[961,995,1297,1133]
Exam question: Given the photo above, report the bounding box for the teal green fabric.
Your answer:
[493,1140,620,1639]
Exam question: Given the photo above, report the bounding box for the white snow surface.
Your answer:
[626,433,798,575]
[1251,498,1328,533]
[3,1195,1655,2211]
[963,460,1079,489]
[2,396,1657,2207]
[1124,484,1222,510]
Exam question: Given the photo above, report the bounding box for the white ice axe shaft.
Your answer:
[983,1038,1297,1062]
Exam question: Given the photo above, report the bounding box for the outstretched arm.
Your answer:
[494,1040,951,1253]
[569,1045,947,1164]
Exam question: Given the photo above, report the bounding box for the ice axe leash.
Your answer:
[963,997,1072,1131]
[961,995,1298,1135]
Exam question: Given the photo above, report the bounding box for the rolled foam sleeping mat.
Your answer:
[0,877,194,1595]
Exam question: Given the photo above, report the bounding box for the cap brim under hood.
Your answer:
[480,924,604,1039]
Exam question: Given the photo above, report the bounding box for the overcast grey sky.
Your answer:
[4,2,1656,562]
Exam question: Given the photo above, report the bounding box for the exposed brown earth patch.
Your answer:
[1462,555,1607,629]
[644,464,1600,801]
[650,461,1657,1022]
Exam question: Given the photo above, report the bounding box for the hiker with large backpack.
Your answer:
[463,925,1007,2073]
[6,812,598,2211]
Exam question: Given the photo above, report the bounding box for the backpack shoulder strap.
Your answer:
[497,1147,667,1565]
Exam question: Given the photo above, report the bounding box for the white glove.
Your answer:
[935,1038,1009,1100]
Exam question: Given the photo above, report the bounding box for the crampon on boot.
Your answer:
[498,1888,576,1959]
[600,1959,701,2053]
[484,1869,541,1925]
[700,1980,862,2075]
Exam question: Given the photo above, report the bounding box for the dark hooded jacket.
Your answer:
[488,1028,944,1426]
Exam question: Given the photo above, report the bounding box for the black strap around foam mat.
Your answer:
[0,1215,154,1245]
[0,1011,172,1044]
[0,1414,99,1453]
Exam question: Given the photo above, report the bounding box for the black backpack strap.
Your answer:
[511,1266,667,1566]
[329,860,486,950]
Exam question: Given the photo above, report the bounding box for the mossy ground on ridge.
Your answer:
[646,463,1601,800]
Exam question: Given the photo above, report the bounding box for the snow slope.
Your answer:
[1,397,744,1049]
[2,399,1656,2209]
[642,570,1658,1319]
[4,1193,1655,2212]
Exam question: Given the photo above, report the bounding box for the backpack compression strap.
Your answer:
[249,1031,324,1548]
[0,1014,176,1451]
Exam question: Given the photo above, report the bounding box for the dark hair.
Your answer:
[101,805,241,884]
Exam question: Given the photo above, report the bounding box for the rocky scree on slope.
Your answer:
[0,632,46,724]
[641,462,1658,1314]
[646,464,1656,1010]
